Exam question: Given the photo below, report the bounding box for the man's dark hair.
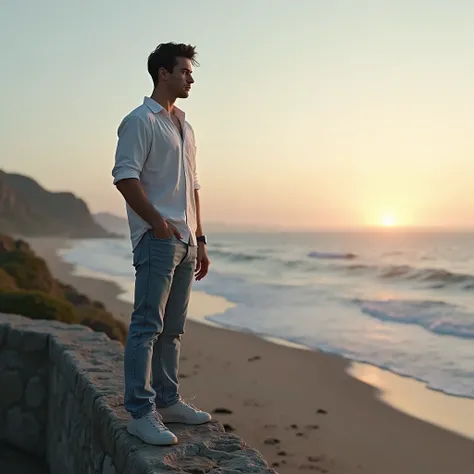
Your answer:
[147,42,198,85]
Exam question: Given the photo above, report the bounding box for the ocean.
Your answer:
[60,230,474,399]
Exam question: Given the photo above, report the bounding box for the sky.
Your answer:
[1,0,473,230]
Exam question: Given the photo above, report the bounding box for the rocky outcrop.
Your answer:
[0,313,277,474]
[0,170,115,238]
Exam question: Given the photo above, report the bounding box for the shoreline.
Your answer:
[26,236,474,474]
[348,363,474,441]
[56,238,474,438]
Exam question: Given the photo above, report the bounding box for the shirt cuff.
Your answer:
[112,169,141,185]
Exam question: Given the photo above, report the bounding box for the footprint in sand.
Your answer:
[213,407,233,414]
[264,437,280,446]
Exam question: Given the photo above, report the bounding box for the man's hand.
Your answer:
[152,220,182,240]
[195,243,210,281]
[115,179,182,240]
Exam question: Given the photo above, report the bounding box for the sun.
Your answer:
[380,214,396,227]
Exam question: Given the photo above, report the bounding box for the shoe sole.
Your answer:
[160,416,212,425]
[127,425,178,446]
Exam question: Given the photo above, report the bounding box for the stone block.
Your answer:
[6,327,48,351]
[6,407,42,455]
[102,455,117,474]
[0,370,23,410]
[6,349,24,369]
[92,448,106,472]
[23,330,50,352]
[25,376,46,408]
[0,350,23,373]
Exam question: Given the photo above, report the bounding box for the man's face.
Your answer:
[165,57,194,99]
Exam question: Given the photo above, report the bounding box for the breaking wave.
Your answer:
[348,263,474,289]
[355,298,474,339]
[307,251,357,260]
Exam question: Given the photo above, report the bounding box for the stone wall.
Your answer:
[0,321,49,456]
[0,313,277,474]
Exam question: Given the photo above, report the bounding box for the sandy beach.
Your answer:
[26,237,474,474]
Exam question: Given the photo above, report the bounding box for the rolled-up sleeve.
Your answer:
[112,115,151,185]
[188,124,201,191]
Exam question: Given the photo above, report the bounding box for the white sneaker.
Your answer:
[157,399,212,425]
[127,411,178,445]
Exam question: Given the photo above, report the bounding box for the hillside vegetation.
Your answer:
[0,234,127,344]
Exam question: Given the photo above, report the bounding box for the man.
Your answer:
[112,42,211,446]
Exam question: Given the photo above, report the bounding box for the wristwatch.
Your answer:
[197,235,207,245]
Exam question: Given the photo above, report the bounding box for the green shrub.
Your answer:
[0,234,128,346]
[80,318,122,343]
[0,269,18,291]
[78,306,127,344]
[0,290,80,324]
[0,251,55,293]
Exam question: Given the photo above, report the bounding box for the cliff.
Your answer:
[94,212,129,237]
[0,170,114,238]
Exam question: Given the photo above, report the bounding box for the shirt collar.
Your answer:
[144,96,162,114]
[144,97,186,122]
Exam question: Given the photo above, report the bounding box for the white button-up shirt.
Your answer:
[112,97,200,250]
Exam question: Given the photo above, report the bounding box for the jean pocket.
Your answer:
[148,229,173,242]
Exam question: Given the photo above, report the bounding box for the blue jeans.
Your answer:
[124,230,197,418]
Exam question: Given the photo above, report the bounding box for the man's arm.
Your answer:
[112,116,180,239]
[194,189,203,237]
[116,179,181,238]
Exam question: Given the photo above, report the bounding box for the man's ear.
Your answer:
[158,67,169,82]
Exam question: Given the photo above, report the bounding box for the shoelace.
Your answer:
[146,411,166,431]
[179,398,200,412]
